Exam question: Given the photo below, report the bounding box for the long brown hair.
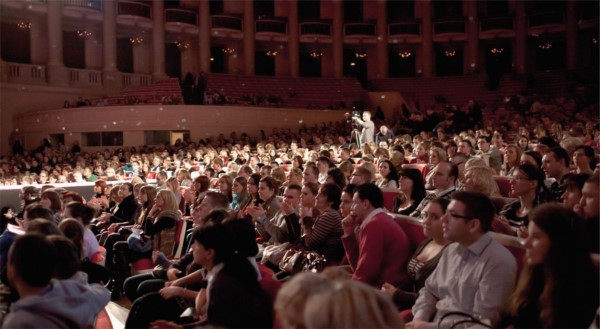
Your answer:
[506,203,597,327]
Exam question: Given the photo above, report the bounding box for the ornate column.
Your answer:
[288,0,300,77]
[152,0,167,80]
[465,1,478,74]
[565,0,577,70]
[244,0,255,75]
[376,0,388,78]
[514,1,527,75]
[102,0,117,72]
[198,0,211,72]
[332,0,344,78]
[420,0,433,77]
[47,0,68,85]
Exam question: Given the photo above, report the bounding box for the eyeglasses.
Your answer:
[512,175,531,182]
[446,211,474,220]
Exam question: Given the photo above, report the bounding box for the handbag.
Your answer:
[303,252,327,273]
[278,249,307,274]
[262,242,291,265]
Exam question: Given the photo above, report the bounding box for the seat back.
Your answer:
[490,232,526,272]
[172,219,190,259]
[381,188,400,212]
[494,176,512,198]
[392,214,426,249]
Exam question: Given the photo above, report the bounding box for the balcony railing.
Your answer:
[211,15,243,31]
[117,1,151,19]
[63,0,102,10]
[300,21,331,36]
[256,18,287,34]
[5,62,47,85]
[122,73,151,88]
[433,20,466,34]
[345,22,376,36]
[165,8,197,25]
[480,16,514,32]
[528,12,564,27]
[388,22,421,36]
[68,68,103,87]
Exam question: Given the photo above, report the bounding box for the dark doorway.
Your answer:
[211,47,225,73]
[387,0,414,21]
[63,31,85,69]
[117,38,133,73]
[435,46,463,76]
[255,50,275,76]
[299,50,322,77]
[389,49,415,77]
[165,43,182,78]
[344,49,367,87]
[1,22,30,63]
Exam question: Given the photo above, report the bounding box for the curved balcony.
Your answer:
[211,15,243,31]
[433,19,466,34]
[63,0,102,11]
[117,1,152,19]
[165,8,197,26]
[300,21,331,36]
[528,12,564,28]
[256,17,287,34]
[480,16,514,32]
[344,22,376,36]
[388,21,420,36]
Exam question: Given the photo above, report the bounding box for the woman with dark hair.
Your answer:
[494,164,552,237]
[292,155,304,172]
[376,160,399,189]
[39,189,63,225]
[503,203,598,328]
[573,145,595,175]
[254,176,281,220]
[0,206,15,234]
[216,174,233,203]
[382,198,450,310]
[520,150,543,168]
[192,175,211,206]
[326,167,347,189]
[239,173,262,218]
[393,168,426,216]
[301,183,344,264]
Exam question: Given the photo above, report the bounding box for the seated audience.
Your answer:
[393,168,426,215]
[410,191,517,328]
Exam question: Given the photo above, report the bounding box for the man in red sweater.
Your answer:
[342,183,411,287]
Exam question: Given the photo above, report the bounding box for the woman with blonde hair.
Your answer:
[424,147,447,189]
[165,177,184,212]
[275,272,331,329]
[304,279,405,329]
[111,189,182,298]
[463,166,501,197]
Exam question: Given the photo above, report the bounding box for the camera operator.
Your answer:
[352,110,375,145]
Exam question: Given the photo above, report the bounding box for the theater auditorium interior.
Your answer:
[0,0,598,328]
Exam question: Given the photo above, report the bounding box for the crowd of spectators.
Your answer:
[0,91,599,328]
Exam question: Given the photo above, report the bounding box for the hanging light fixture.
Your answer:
[129,37,144,46]
[176,41,190,50]
[444,49,456,57]
[538,42,552,50]
[222,47,236,55]
[490,47,504,54]
[77,30,92,40]
[266,50,278,57]
[17,21,31,30]
[355,51,367,59]
[398,50,412,58]
[310,51,323,59]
